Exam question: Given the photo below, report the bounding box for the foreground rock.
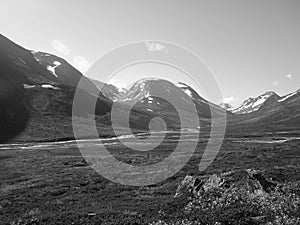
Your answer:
[175,169,277,198]
[148,170,299,225]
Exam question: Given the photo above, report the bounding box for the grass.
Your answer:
[0,134,299,224]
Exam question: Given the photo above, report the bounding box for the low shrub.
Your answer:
[151,182,300,225]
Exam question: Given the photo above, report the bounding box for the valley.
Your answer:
[0,33,299,224]
[0,131,299,224]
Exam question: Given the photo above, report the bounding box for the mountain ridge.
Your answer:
[0,33,299,142]
[220,90,300,115]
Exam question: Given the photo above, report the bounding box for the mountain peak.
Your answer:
[262,91,278,97]
[136,77,164,82]
[122,78,189,103]
[231,91,279,114]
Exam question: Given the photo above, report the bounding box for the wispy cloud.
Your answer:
[52,40,70,55]
[286,74,292,79]
[73,56,90,74]
[221,96,238,104]
[145,41,168,53]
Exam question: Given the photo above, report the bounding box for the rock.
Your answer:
[175,169,277,198]
[73,160,88,167]
[247,169,277,193]
[49,188,67,196]
[174,175,204,198]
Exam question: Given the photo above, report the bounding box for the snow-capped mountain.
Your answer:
[227,90,300,115]
[0,34,113,142]
[31,51,104,97]
[121,78,196,107]
[0,34,102,97]
[1,33,300,141]
[0,34,167,141]
[118,78,230,122]
[230,91,280,114]
[228,89,300,131]
[119,78,196,128]
[31,51,82,86]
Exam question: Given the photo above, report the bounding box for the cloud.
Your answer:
[107,78,126,91]
[222,96,238,104]
[52,40,70,55]
[145,41,168,53]
[286,74,292,79]
[273,81,278,86]
[73,56,90,74]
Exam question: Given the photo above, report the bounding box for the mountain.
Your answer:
[0,34,166,142]
[227,89,300,132]
[0,34,114,142]
[117,78,193,129]
[230,91,279,114]
[1,33,299,141]
[0,57,29,142]
[174,82,232,119]
[89,78,127,100]
[121,78,193,106]
[31,51,108,97]
[278,89,300,103]
[0,34,107,95]
[228,90,300,115]
[117,78,231,130]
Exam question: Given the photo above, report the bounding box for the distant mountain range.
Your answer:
[220,90,300,114]
[0,34,299,142]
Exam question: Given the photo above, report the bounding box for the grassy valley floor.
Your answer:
[0,132,299,224]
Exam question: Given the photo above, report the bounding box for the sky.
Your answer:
[1,0,300,105]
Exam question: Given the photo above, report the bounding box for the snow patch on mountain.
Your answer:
[23,84,60,90]
[175,82,195,99]
[251,94,269,107]
[41,84,60,90]
[46,61,61,77]
[31,51,61,78]
[231,92,276,114]
[175,82,188,88]
[183,89,193,97]
[23,84,36,89]
[278,91,298,102]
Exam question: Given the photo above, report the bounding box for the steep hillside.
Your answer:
[0,34,113,142]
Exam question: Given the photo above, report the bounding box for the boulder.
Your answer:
[175,169,277,198]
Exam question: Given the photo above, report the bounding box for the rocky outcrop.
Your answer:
[175,169,277,198]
